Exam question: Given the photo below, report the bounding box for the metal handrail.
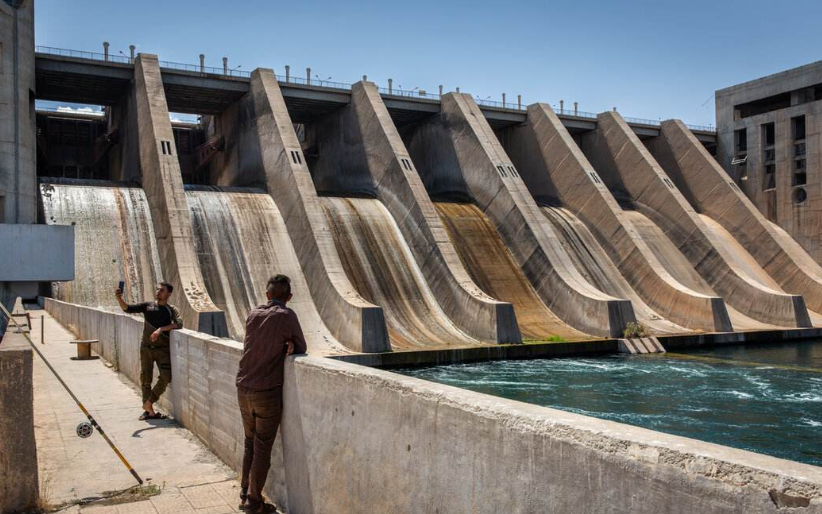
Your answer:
[36,45,131,64]
[34,45,717,133]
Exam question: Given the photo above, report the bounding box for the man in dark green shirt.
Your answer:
[116,281,182,420]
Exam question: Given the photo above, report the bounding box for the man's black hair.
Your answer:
[267,274,291,301]
[159,281,174,294]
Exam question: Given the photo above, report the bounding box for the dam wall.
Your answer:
[305,80,519,344]
[500,103,730,333]
[132,54,228,336]
[580,110,811,328]
[231,69,388,352]
[647,119,822,315]
[40,180,163,309]
[44,299,822,514]
[185,186,344,353]
[403,93,634,337]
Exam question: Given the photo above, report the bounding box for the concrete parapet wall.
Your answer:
[341,81,519,343]
[405,93,634,337]
[650,119,822,314]
[246,69,388,353]
[132,54,228,337]
[0,323,39,513]
[504,103,730,332]
[44,299,822,513]
[582,111,811,328]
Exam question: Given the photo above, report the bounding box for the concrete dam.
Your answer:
[5,1,822,509]
[32,55,822,354]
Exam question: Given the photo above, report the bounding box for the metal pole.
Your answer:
[0,303,143,485]
[103,41,110,61]
[285,65,290,83]
[502,93,506,107]
[456,87,460,93]
[129,45,135,64]
[559,99,564,113]
[222,57,228,76]
[388,78,392,94]
[517,95,522,110]
[362,74,367,82]
[199,54,205,74]
[574,102,578,116]
[306,67,311,85]
[439,85,443,97]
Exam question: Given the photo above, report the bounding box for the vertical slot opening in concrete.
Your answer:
[763,164,776,191]
[762,122,776,148]
[791,115,806,141]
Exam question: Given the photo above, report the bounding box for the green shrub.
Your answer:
[623,321,647,339]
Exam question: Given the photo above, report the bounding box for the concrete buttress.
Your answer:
[503,103,731,332]
[338,81,520,344]
[650,119,822,316]
[247,69,389,352]
[404,93,635,338]
[133,54,228,336]
[583,111,811,328]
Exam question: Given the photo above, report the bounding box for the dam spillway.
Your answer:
[434,201,586,341]
[321,196,479,349]
[185,186,342,353]
[27,62,822,352]
[39,180,163,309]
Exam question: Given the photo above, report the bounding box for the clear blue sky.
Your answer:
[35,0,822,127]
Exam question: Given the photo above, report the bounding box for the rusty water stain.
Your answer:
[435,202,585,341]
[321,196,478,349]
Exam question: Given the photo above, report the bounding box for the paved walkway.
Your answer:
[28,309,246,513]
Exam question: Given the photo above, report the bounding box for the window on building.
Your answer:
[734,128,747,153]
[792,116,806,141]
[762,122,775,148]
[763,164,776,191]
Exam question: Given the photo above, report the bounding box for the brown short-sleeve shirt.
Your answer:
[236,300,307,391]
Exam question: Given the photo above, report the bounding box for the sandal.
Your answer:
[139,411,168,420]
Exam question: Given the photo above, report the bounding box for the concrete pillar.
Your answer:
[306,67,311,85]
[0,0,36,225]
[199,54,205,73]
[649,119,822,314]
[362,74,367,82]
[504,103,731,332]
[103,41,109,61]
[583,111,809,328]
[285,65,290,82]
[246,69,389,352]
[345,81,521,343]
[456,87,460,93]
[518,95,522,110]
[502,93,506,107]
[439,85,443,96]
[405,93,635,337]
[0,332,39,513]
[613,106,617,112]
[130,45,136,64]
[222,57,228,76]
[388,78,392,94]
[559,100,564,113]
[132,54,228,336]
[574,101,578,116]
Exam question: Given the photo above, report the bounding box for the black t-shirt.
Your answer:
[125,302,183,347]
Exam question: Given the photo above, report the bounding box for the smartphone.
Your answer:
[118,280,125,292]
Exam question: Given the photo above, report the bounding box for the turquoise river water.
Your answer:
[397,341,822,466]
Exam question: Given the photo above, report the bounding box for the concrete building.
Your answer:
[716,61,822,262]
[1,0,73,335]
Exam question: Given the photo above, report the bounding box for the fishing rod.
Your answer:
[0,302,143,485]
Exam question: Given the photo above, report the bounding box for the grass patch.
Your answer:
[523,335,569,344]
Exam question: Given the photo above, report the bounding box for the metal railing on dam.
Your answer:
[34,45,716,134]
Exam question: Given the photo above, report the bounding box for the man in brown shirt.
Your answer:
[236,275,307,513]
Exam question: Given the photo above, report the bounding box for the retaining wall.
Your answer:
[45,299,822,513]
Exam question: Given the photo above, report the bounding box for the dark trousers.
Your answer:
[238,387,283,508]
[140,345,172,404]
